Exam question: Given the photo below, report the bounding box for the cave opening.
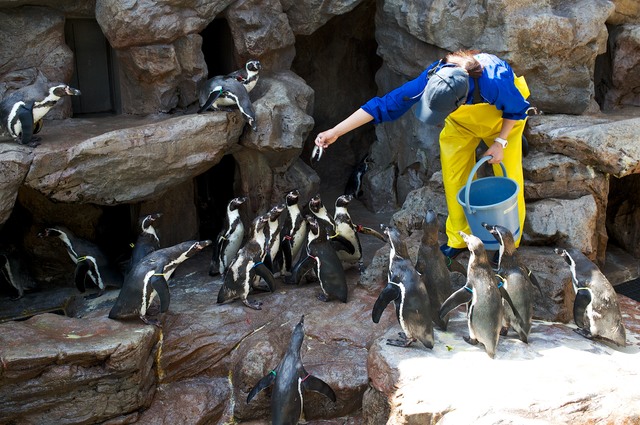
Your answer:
[65,18,121,116]
[195,154,238,242]
[200,18,237,78]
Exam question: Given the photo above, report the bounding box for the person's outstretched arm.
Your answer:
[314,108,374,149]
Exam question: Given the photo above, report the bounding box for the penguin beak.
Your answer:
[65,87,81,96]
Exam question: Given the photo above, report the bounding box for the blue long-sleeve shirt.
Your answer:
[362,53,530,124]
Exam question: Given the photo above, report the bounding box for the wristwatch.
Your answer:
[494,137,508,148]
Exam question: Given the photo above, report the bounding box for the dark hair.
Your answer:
[445,50,483,78]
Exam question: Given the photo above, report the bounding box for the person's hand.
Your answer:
[483,142,504,164]
[315,128,339,149]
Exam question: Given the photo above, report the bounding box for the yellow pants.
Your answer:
[439,75,529,249]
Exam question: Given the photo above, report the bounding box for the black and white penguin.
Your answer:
[247,315,336,423]
[344,155,370,198]
[483,222,540,343]
[307,194,353,255]
[439,231,506,358]
[128,213,162,274]
[0,246,37,299]
[209,196,247,277]
[109,239,211,326]
[197,76,257,130]
[372,225,434,349]
[333,195,363,269]
[0,83,81,147]
[275,189,307,276]
[288,215,348,303]
[39,226,122,298]
[217,215,277,310]
[262,203,286,275]
[414,210,455,331]
[555,247,626,346]
[226,59,262,92]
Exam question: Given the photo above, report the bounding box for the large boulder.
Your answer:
[363,295,640,424]
[0,313,159,424]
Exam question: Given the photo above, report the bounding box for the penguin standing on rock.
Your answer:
[275,189,307,276]
[372,225,434,349]
[555,247,626,346]
[288,216,348,303]
[333,195,363,270]
[308,194,353,255]
[39,226,122,298]
[262,203,286,274]
[210,197,247,277]
[109,239,211,326]
[128,213,162,274]
[415,210,455,331]
[247,315,336,424]
[217,215,277,310]
[440,231,509,358]
[197,60,262,131]
[0,83,81,147]
[483,222,540,343]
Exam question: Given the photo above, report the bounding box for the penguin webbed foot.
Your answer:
[141,315,163,328]
[84,289,105,300]
[500,326,509,336]
[21,137,41,148]
[573,327,594,340]
[243,298,263,310]
[463,336,479,346]
[317,293,330,302]
[386,333,416,347]
[358,261,366,274]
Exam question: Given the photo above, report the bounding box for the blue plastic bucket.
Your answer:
[456,156,520,251]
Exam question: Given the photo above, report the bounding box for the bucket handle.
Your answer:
[463,156,507,215]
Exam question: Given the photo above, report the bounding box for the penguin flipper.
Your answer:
[74,261,90,293]
[439,286,473,319]
[281,238,293,271]
[498,284,526,331]
[149,274,171,313]
[372,283,400,323]
[229,91,257,131]
[355,225,386,242]
[573,288,592,329]
[330,235,356,255]
[524,265,543,295]
[288,255,315,285]
[247,371,276,403]
[16,103,35,146]
[303,374,337,402]
[197,88,222,113]
[252,262,276,292]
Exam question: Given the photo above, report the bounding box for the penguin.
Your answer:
[225,59,262,92]
[128,213,162,274]
[555,247,626,346]
[0,83,81,147]
[344,155,370,198]
[38,226,122,298]
[414,210,455,331]
[262,203,286,275]
[0,246,37,299]
[371,225,434,349]
[483,222,540,343]
[247,315,336,424]
[109,239,211,326]
[275,189,307,277]
[332,194,363,270]
[217,214,277,310]
[197,76,257,130]
[307,194,353,255]
[209,196,247,277]
[439,231,506,358]
[287,215,348,303]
